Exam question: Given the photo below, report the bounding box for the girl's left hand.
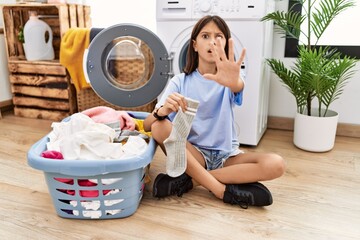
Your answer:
[203,38,246,92]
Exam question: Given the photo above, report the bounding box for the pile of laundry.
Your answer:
[42,106,151,160]
[38,106,151,218]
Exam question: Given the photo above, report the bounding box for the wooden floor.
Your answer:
[0,111,359,240]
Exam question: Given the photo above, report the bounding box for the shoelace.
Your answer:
[170,177,191,197]
[231,193,251,209]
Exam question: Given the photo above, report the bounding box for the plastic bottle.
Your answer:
[23,11,55,61]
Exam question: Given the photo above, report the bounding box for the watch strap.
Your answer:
[153,106,168,120]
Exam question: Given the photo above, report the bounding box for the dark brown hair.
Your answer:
[183,15,231,74]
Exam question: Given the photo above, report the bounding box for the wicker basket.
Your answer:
[76,87,156,112]
[77,37,156,112]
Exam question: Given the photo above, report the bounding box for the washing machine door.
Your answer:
[84,24,171,108]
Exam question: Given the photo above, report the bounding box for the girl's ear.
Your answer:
[192,39,197,52]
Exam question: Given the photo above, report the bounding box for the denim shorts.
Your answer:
[194,145,243,171]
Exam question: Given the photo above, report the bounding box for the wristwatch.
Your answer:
[153,106,168,121]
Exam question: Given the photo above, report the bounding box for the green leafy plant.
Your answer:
[262,0,357,117]
[18,26,24,43]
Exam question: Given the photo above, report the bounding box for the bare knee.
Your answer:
[151,120,172,143]
[264,153,286,180]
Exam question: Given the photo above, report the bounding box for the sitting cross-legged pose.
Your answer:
[143,15,285,208]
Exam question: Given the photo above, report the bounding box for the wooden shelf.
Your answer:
[2,4,91,120]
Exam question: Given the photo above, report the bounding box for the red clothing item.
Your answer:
[41,150,63,159]
[41,150,111,197]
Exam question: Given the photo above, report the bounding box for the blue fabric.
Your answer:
[156,69,245,152]
[194,144,243,170]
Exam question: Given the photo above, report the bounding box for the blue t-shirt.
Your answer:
[157,69,244,152]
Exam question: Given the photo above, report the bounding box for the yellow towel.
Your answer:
[60,28,90,92]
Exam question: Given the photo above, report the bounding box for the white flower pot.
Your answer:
[293,108,339,152]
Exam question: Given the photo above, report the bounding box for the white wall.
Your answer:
[88,0,156,32]
[0,35,11,102]
[0,3,13,102]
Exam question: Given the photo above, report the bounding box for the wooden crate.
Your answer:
[2,3,91,121]
[9,60,77,121]
[2,3,91,60]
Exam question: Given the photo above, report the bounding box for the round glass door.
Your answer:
[104,36,153,90]
[85,24,170,108]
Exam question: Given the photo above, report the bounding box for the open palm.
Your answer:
[204,38,246,91]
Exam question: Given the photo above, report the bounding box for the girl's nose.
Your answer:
[211,37,222,46]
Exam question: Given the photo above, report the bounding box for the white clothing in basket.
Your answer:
[47,113,147,160]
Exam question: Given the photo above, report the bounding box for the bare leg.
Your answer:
[151,120,285,200]
[150,120,172,153]
[210,152,286,184]
[151,120,225,197]
[185,146,285,199]
[185,143,226,198]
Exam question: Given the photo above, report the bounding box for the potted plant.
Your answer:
[262,0,358,152]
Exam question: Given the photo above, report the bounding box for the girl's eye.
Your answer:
[202,34,209,39]
[217,34,224,39]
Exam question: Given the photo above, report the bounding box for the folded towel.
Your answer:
[60,28,90,92]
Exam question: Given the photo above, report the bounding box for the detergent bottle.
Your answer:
[23,11,55,61]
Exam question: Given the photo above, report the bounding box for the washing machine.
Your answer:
[156,0,275,146]
[83,0,274,146]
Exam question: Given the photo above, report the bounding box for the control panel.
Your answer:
[156,0,192,20]
[193,0,267,20]
[157,0,268,21]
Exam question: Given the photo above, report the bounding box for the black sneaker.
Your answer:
[223,182,273,209]
[152,173,193,198]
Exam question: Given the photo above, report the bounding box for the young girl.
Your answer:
[143,15,285,208]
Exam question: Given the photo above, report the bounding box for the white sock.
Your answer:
[165,98,199,177]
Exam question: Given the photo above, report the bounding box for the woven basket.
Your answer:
[77,37,156,112]
[77,87,156,112]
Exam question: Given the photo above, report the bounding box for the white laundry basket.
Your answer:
[27,111,156,219]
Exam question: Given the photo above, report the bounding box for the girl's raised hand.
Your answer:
[203,38,246,92]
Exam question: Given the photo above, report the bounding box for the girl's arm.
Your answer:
[143,74,187,131]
